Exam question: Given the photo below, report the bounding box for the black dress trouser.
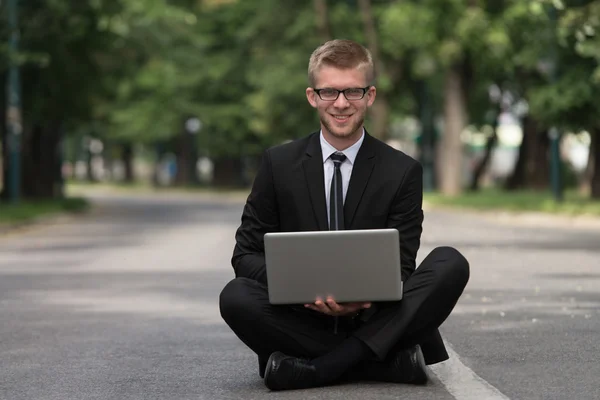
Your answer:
[219,246,469,370]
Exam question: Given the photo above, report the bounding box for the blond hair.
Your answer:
[308,39,374,87]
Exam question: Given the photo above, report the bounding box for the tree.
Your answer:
[486,1,558,191]
[379,0,513,196]
[559,0,600,198]
[358,0,392,141]
[7,1,125,199]
[313,0,331,41]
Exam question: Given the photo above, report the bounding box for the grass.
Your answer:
[0,197,90,225]
[66,180,152,192]
[66,180,250,196]
[423,189,600,216]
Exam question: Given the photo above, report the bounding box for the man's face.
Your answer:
[306,66,376,141]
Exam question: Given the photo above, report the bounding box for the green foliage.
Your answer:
[526,0,600,130]
[4,0,600,164]
[8,1,123,127]
[239,0,322,151]
[528,61,600,129]
[559,0,600,100]
[100,0,205,143]
[380,3,437,60]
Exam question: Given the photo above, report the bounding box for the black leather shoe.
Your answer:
[362,345,428,384]
[263,351,318,391]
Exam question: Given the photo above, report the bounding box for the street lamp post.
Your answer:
[5,0,22,203]
[536,4,563,202]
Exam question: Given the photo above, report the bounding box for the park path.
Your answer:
[1,190,598,399]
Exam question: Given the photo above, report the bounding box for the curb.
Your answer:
[423,201,600,230]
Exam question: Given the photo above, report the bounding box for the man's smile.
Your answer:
[331,113,352,122]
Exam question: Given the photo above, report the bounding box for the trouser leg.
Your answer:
[354,246,470,363]
[219,277,345,363]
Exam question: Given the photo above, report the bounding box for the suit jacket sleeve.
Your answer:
[231,149,279,285]
[387,160,424,282]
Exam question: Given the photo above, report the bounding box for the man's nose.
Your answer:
[333,92,350,108]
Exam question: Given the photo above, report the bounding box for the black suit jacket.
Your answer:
[232,131,424,286]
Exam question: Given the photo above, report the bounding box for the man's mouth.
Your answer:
[332,114,352,122]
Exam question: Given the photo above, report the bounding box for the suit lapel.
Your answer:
[303,133,328,231]
[344,133,376,228]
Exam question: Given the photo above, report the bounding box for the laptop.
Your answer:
[264,228,403,305]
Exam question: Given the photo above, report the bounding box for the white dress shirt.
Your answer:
[320,130,365,227]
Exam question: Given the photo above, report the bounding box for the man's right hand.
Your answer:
[304,297,371,317]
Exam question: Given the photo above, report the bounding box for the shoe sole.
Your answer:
[263,351,283,390]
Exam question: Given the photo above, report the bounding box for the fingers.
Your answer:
[304,297,341,316]
[304,299,373,316]
[304,297,332,315]
[326,298,343,313]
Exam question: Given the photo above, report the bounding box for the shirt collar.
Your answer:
[320,129,365,165]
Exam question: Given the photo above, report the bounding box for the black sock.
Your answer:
[311,336,373,384]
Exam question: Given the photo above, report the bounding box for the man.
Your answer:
[219,39,469,391]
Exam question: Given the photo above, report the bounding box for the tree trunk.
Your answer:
[86,146,96,182]
[212,157,243,188]
[313,0,331,40]
[368,97,391,141]
[121,143,135,183]
[438,65,467,196]
[504,116,549,190]
[579,133,594,195]
[505,127,527,190]
[152,143,165,187]
[531,132,551,190]
[416,80,436,191]
[469,129,498,191]
[469,104,499,191]
[21,121,64,199]
[174,130,196,186]
[358,0,392,141]
[590,130,600,199]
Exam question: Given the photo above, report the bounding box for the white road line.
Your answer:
[429,341,511,400]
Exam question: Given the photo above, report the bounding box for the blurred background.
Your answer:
[1,0,600,220]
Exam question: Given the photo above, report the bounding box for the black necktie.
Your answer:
[329,152,346,230]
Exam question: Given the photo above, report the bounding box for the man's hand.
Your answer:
[304,297,371,317]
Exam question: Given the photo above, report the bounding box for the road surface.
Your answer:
[1,190,598,399]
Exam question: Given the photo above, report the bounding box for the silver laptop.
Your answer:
[264,229,403,305]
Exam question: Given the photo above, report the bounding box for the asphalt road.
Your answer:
[0,190,599,400]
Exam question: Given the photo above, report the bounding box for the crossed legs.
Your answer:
[219,246,469,386]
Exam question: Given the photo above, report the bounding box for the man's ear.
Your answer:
[306,87,318,108]
[366,86,377,107]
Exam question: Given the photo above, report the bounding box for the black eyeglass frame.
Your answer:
[312,86,372,101]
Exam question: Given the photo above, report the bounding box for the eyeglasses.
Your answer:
[313,86,371,101]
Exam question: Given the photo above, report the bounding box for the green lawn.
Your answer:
[66,180,249,195]
[0,197,90,225]
[424,189,600,216]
